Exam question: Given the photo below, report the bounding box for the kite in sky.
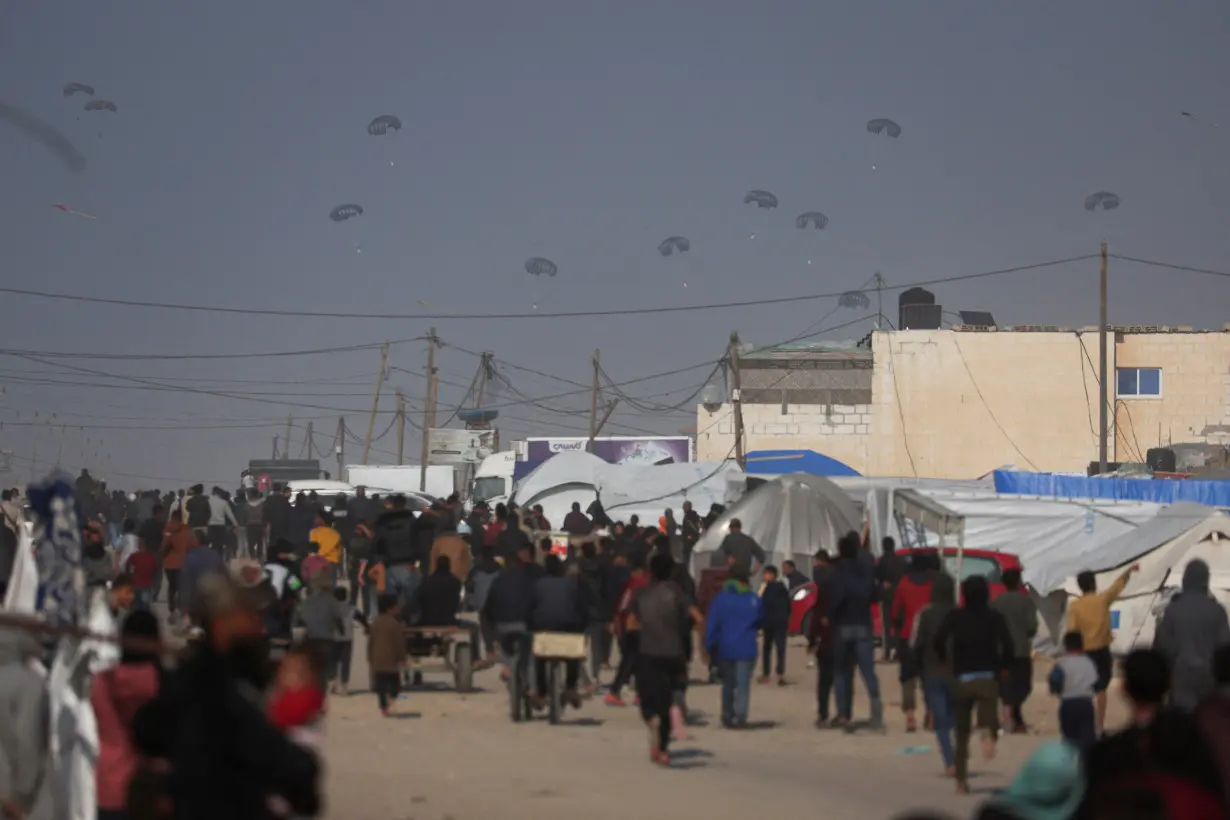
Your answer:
[53,204,96,219]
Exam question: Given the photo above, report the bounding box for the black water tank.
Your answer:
[899,287,940,330]
[1146,447,1177,473]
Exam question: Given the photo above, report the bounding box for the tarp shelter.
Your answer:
[744,449,861,477]
[690,472,861,574]
[994,469,1230,508]
[512,452,741,533]
[1043,507,1230,654]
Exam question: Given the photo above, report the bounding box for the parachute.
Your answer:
[1084,191,1121,212]
[329,204,364,222]
[367,114,402,136]
[62,82,95,98]
[0,101,86,171]
[866,118,901,138]
[657,236,690,257]
[83,100,118,113]
[795,211,828,230]
[525,257,558,277]
[838,291,871,310]
[743,189,778,209]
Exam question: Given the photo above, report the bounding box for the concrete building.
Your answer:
[696,326,1230,479]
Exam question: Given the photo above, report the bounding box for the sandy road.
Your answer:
[320,639,1115,820]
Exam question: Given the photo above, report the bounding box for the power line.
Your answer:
[0,255,1097,321]
[1107,254,1230,280]
[0,337,425,362]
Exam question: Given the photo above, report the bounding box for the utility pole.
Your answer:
[303,421,314,459]
[474,352,492,409]
[1097,240,1109,475]
[874,272,885,330]
[335,417,345,480]
[419,329,438,492]
[730,332,746,469]
[587,349,600,453]
[362,342,391,465]
[272,436,279,459]
[593,399,619,438]
[283,414,293,460]
[396,392,406,465]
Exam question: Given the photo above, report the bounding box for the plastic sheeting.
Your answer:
[690,473,861,573]
[512,452,741,532]
[744,449,861,477]
[994,469,1230,507]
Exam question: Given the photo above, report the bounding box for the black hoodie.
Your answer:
[933,576,1014,678]
[372,509,420,567]
[577,555,611,622]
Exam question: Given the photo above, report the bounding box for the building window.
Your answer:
[1116,367,1162,398]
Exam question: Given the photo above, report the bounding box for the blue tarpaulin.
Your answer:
[993,470,1230,508]
[744,449,861,477]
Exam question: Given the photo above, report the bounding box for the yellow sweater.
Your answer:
[1067,568,1132,652]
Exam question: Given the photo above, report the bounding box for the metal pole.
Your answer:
[587,349,600,453]
[730,332,745,469]
[419,329,437,492]
[362,343,391,465]
[1098,240,1109,474]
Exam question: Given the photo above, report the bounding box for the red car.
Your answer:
[787,547,1024,638]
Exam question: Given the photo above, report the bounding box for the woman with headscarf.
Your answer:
[93,610,163,819]
[1155,559,1230,712]
[973,740,1085,820]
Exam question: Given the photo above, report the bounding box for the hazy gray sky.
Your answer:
[2,0,1228,487]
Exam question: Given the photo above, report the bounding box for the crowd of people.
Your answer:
[2,467,1230,818]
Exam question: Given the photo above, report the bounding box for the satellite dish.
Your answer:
[699,384,723,413]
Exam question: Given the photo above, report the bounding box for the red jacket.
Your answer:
[614,572,651,636]
[92,663,160,810]
[892,572,934,640]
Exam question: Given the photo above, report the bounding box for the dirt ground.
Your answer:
[319,635,1132,820]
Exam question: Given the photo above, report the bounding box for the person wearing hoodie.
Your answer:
[483,540,545,688]
[93,610,162,820]
[467,545,503,660]
[1154,559,1230,712]
[826,531,884,732]
[371,494,422,620]
[912,571,957,776]
[973,740,1086,820]
[992,567,1039,733]
[759,565,791,685]
[933,575,1015,794]
[892,551,937,733]
[705,565,764,728]
[529,554,589,708]
[575,541,612,682]
[161,510,199,618]
[0,627,49,820]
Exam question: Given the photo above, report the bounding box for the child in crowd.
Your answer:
[758,564,790,685]
[330,586,367,695]
[1048,631,1098,751]
[125,538,160,612]
[267,643,328,819]
[367,594,408,716]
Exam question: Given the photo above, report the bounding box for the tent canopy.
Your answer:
[744,449,861,477]
[893,488,965,538]
[691,472,861,572]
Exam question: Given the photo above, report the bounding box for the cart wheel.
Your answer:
[547,662,563,725]
[453,643,474,693]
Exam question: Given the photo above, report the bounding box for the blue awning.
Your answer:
[994,470,1230,508]
[744,449,861,477]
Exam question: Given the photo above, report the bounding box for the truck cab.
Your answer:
[471,450,517,508]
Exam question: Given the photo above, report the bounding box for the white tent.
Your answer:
[690,472,861,573]
[1047,508,1230,654]
[512,452,741,532]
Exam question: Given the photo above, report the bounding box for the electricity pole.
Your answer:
[283,414,293,461]
[336,417,345,481]
[302,421,313,459]
[1097,240,1109,474]
[419,329,438,492]
[396,392,406,465]
[362,342,391,465]
[730,332,746,469]
[587,349,600,453]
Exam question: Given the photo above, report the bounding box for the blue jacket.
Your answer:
[704,580,763,661]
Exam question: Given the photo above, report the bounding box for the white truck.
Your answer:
[469,450,517,508]
[345,464,457,500]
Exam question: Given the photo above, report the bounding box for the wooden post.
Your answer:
[396,392,406,465]
[730,332,745,469]
[362,343,390,465]
[587,349,600,453]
